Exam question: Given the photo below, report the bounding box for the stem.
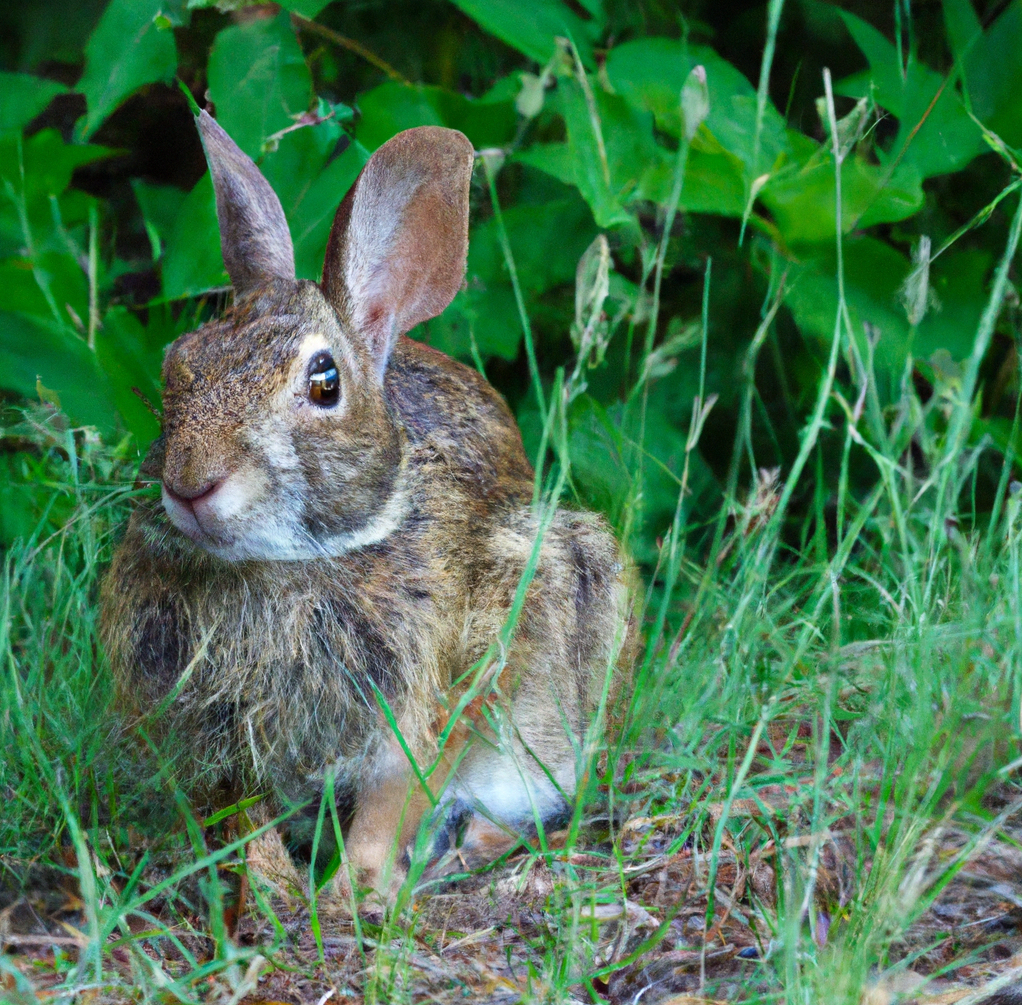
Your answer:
[88,202,99,351]
[291,13,408,84]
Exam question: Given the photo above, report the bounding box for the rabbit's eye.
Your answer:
[308,352,340,407]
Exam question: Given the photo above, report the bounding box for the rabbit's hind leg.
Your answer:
[425,707,577,872]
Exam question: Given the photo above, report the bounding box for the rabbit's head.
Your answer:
[154,113,474,561]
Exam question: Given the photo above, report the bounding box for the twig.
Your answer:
[291,14,408,84]
[1,932,88,948]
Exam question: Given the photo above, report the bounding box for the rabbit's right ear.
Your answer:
[321,126,474,381]
[196,110,295,297]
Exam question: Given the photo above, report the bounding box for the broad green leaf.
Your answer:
[207,11,312,158]
[943,0,982,65]
[0,130,113,206]
[762,132,923,242]
[0,73,67,135]
[445,0,597,65]
[96,308,163,445]
[355,83,516,152]
[0,130,113,262]
[944,0,1022,149]
[160,174,227,300]
[260,111,344,213]
[132,180,187,260]
[518,76,748,224]
[835,9,983,179]
[605,38,789,177]
[564,394,632,518]
[286,140,370,281]
[0,253,89,331]
[640,131,748,217]
[0,310,116,431]
[156,0,191,27]
[784,237,912,382]
[784,238,993,383]
[549,388,709,563]
[915,248,993,362]
[519,136,746,219]
[516,82,652,228]
[76,0,177,140]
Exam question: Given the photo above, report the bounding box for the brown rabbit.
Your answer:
[101,111,635,895]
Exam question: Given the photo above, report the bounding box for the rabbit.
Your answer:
[100,110,636,897]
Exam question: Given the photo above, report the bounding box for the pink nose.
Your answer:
[164,478,221,505]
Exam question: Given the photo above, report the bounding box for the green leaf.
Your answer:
[0,130,113,205]
[355,82,516,152]
[564,394,631,518]
[762,132,923,242]
[944,0,1022,149]
[285,140,370,281]
[605,38,789,177]
[516,82,652,228]
[783,239,993,384]
[943,0,982,66]
[76,0,177,140]
[643,134,748,217]
[0,253,89,330]
[96,308,163,445]
[132,180,187,261]
[518,74,750,224]
[260,109,343,210]
[784,237,913,381]
[0,310,116,431]
[0,73,68,135]
[160,173,227,300]
[445,0,598,66]
[0,130,113,261]
[835,9,983,179]
[915,248,993,362]
[207,11,312,158]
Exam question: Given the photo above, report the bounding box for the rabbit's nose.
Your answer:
[164,478,222,505]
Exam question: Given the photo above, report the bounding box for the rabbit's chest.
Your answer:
[109,506,464,794]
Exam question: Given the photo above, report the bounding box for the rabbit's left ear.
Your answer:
[321,126,474,381]
[196,110,295,297]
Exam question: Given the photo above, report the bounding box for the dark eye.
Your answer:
[308,351,340,407]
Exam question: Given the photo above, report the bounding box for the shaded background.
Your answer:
[2,0,1021,568]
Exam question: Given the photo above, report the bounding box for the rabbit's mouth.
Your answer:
[160,467,275,557]
[162,480,236,550]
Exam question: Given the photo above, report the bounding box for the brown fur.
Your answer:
[100,120,635,895]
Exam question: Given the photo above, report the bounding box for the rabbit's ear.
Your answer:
[196,110,295,297]
[321,126,474,380]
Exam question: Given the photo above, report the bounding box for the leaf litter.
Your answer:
[4,760,1022,1004]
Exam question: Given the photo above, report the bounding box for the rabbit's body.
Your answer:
[101,119,633,892]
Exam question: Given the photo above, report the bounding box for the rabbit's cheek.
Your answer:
[193,468,268,526]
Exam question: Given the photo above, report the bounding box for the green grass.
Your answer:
[3,75,1022,1005]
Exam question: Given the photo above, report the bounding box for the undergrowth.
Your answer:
[3,44,1022,1005]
